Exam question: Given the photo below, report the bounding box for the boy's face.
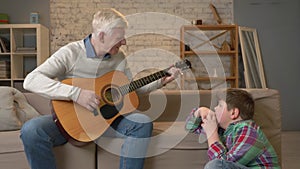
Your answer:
[214,100,233,129]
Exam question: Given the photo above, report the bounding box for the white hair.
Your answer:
[92,8,128,38]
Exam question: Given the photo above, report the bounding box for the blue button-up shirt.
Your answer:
[84,34,111,59]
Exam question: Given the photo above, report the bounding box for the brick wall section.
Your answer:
[50,0,233,89]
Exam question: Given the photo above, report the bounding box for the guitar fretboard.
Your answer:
[118,69,169,95]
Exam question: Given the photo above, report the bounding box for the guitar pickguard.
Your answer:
[99,101,124,119]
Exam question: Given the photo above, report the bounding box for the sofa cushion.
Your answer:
[0,87,39,131]
[152,122,208,150]
[96,121,209,169]
[54,142,96,169]
[0,151,29,169]
[24,92,52,115]
[0,130,23,154]
[96,121,207,155]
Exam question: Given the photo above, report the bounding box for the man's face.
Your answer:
[103,28,126,55]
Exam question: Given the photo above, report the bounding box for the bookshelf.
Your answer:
[180,24,239,89]
[0,24,49,91]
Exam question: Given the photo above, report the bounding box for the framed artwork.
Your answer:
[239,26,267,88]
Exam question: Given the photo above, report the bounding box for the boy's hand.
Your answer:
[201,111,219,146]
[194,107,213,119]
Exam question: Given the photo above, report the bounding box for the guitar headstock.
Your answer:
[174,59,192,71]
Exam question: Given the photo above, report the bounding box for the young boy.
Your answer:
[185,89,280,169]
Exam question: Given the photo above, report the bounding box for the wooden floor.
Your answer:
[281,131,300,169]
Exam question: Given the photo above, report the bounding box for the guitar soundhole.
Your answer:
[103,86,121,105]
[105,88,118,103]
[100,85,123,119]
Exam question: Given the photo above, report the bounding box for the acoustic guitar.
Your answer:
[51,59,191,143]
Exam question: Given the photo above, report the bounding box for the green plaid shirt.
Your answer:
[185,108,280,169]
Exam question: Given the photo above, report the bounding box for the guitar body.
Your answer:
[52,70,139,143]
[51,59,191,144]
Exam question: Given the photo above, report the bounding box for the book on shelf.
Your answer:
[0,61,10,78]
[0,37,10,53]
[0,74,10,78]
[0,60,10,65]
[15,47,37,52]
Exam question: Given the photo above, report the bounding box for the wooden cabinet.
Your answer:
[180,24,238,89]
[0,24,49,91]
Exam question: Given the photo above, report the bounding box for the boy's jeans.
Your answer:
[205,159,249,169]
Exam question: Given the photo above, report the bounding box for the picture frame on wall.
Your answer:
[238,26,267,88]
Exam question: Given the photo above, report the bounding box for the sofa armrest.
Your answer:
[23,93,52,115]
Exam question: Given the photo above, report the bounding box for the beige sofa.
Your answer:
[0,89,281,169]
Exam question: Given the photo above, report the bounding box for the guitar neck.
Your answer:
[119,69,170,95]
[118,59,191,96]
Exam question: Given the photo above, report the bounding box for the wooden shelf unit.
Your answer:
[180,24,239,89]
[0,24,49,91]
